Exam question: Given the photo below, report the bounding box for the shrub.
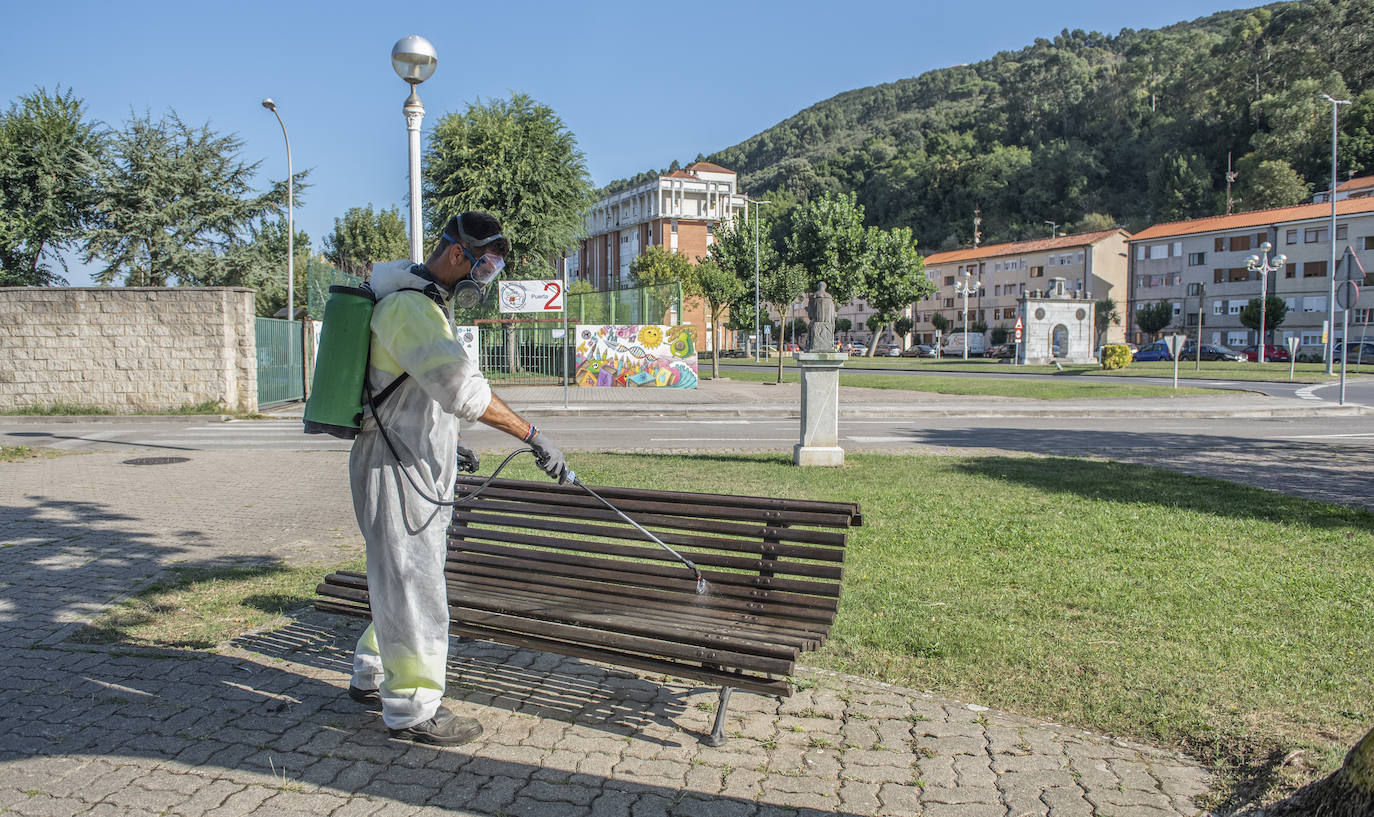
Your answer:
[1100,344,1132,370]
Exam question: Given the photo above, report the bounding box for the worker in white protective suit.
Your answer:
[347,211,568,746]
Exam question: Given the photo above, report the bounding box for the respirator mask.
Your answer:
[446,226,506,309]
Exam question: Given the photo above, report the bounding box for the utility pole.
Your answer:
[1195,284,1205,372]
[1225,152,1237,215]
[973,208,982,248]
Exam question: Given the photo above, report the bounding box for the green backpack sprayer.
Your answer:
[302,283,707,594]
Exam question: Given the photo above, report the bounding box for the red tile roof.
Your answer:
[664,170,695,178]
[686,161,734,174]
[922,229,1127,265]
[1337,175,1374,192]
[1130,197,1374,241]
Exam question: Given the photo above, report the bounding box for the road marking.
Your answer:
[650,437,794,442]
[646,419,751,425]
[1275,433,1374,439]
[1295,384,1325,401]
[847,436,920,443]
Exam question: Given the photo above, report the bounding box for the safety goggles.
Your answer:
[445,232,506,285]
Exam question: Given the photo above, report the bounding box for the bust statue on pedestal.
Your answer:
[806,282,836,352]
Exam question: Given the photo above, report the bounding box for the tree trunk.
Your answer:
[1267,727,1374,817]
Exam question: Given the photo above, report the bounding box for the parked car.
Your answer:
[719,348,747,358]
[986,343,1016,360]
[881,344,902,357]
[1133,341,1174,362]
[843,341,867,355]
[1334,340,1374,363]
[940,332,986,357]
[782,343,800,353]
[1181,342,1246,362]
[902,344,937,358]
[1239,344,1290,363]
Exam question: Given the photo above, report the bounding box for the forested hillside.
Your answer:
[680,1,1374,249]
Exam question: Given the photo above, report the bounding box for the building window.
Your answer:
[1285,263,1296,279]
[1303,261,1328,277]
[1149,244,1168,260]
[1304,296,1326,312]
[1171,302,1182,317]
[1213,269,1224,283]
[1172,242,1182,257]
[1364,236,1374,251]
[1186,313,1198,326]
[1355,308,1373,324]
[1304,227,1328,243]
[1227,331,1249,347]
[1030,266,1044,277]
[1336,223,1347,240]
[1215,237,1225,252]
[1228,268,1250,282]
[1136,246,1146,260]
[1228,300,1244,315]
[1286,229,1298,245]
[1188,252,1206,265]
[1212,301,1223,315]
[1187,282,1202,295]
[1301,332,1322,346]
[944,298,954,308]
[944,276,955,286]
[1230,234,1251,252]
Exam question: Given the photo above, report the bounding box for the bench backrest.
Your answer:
[448,476,861,642]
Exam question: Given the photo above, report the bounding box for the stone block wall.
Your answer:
[0,287,258,413]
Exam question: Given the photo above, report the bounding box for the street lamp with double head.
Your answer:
[1321,93,1350,373]
[743,196,771,361]
[953,272,974,360]
[1245,241,1285,363]
[392,36,438,262]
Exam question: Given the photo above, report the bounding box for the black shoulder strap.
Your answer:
[367,285,446,410]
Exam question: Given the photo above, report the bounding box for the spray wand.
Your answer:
[563,469,707,595]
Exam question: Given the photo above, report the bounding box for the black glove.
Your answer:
[528,432,569,484]
[456,444,480,474]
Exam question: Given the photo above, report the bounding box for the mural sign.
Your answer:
[574,324,698,388]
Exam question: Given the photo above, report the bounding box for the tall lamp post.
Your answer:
[954,272,973,360]
[392,36,438,262]
[1245,241,1285,363]
[260,98,304,398]
[743,196,771,361]
[1321,93,1350,374]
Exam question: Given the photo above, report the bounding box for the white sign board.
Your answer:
[453,325,479,362]
[498,280,565,313]
[1285,336,1300,356]
[1164,334,1186,356]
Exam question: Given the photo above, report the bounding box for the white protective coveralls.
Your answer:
[349,260,493,729]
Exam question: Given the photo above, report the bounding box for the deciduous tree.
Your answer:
[862,225,930,355]
[629,245,692,287]
[1239,295,1287,344]
[323,204,408,279]
[683,258,744,378]
[784,192,872,304]
[1134,301,1174,338]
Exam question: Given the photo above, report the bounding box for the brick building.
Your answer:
[564,163,749,351]
[1126,198,1374,353]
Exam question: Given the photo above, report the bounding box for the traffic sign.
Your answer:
[1285,336,1299,356]
[1336,280,1359,310]
[1014,325,1023,342]
[1014,316,1023,330]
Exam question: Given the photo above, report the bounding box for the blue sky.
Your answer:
[3,0,1246,286]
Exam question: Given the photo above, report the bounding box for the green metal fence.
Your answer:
[255,317,304,405]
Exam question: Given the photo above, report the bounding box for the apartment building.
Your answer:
[563,162,748,350]
[912,230,1130,345]
[1126,197,1374,352]
[1313,174,1374,203]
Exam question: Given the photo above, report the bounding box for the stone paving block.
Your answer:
[201,784,276,817]
[718,767,764,800]
[672,794,757,817]
[922,783,1003,806]
[467,773,524,813]
[1111,757,1168,791]
[684,763,723,793]
[629,792,677,817]
[991,750,1066,774]
[921,733,988,757]
[918,752,958,788]
[329,797,390,817]
[953,752,999,789]
[426,771,488,811]
[876,781,924,816]
[760,788,837,811]
[1040,784,1095,816]
[923,802,1008,817]
[168,779,244,817]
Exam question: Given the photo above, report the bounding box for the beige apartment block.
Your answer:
[1127,198,1374,353]
[564,163,749,352]
[913,230,1130,345]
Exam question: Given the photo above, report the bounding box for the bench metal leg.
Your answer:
[702,686,733,747]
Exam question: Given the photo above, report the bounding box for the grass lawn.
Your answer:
[718,365,1225,398]
[728,355,1352,383]
[0,399,260,417]
[80,453,1371,805]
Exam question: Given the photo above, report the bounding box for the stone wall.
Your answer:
[0,287,258,414]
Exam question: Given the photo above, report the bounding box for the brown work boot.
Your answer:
[388,706,483,746]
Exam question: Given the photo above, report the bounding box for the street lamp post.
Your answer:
[392,36,438,263]
[1321,93,1350,374]
[1245,241,1286,364]
[954,272,973,360]
[743,196,771,361]
[260,98,304,398]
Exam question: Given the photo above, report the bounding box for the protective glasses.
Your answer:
[445,232,506,285]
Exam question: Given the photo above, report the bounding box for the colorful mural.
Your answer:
[574,324,699,388]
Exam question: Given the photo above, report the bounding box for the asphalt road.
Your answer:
[719,363,1374,403]
[7,412,1373,509]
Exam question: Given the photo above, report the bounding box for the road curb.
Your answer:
[0,414,235,425]
[509,404,1373,419]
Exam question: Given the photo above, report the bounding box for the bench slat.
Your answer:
[454,498,849,549]
[450,517,845,580]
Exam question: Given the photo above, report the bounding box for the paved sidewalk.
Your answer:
[0,451,1213,816]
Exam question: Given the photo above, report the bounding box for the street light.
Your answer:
[261,97,304,398]
[392,35,438,262]
[743,196,771,361]
[1321,93,1350,374]
[1044,220,1060,238]
[954,271,974,360]
[1245,241,1285,364]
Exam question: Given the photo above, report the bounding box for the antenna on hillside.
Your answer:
[1225,152,1238,215]
[973,208,982,248]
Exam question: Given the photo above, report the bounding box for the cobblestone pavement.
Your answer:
[0,451,1212,816]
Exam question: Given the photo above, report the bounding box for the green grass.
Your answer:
[71,561,362,649]
[494,453,1373,802]
[1,445,38,462]
[730,355,1353,383]
[720,365,1224,398]
[1,399,248,416]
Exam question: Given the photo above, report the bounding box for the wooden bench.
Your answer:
[316,475,861,745]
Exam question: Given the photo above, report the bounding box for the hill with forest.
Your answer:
[616,1,1374,251]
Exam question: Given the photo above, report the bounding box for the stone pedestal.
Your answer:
[794,352,847,466]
